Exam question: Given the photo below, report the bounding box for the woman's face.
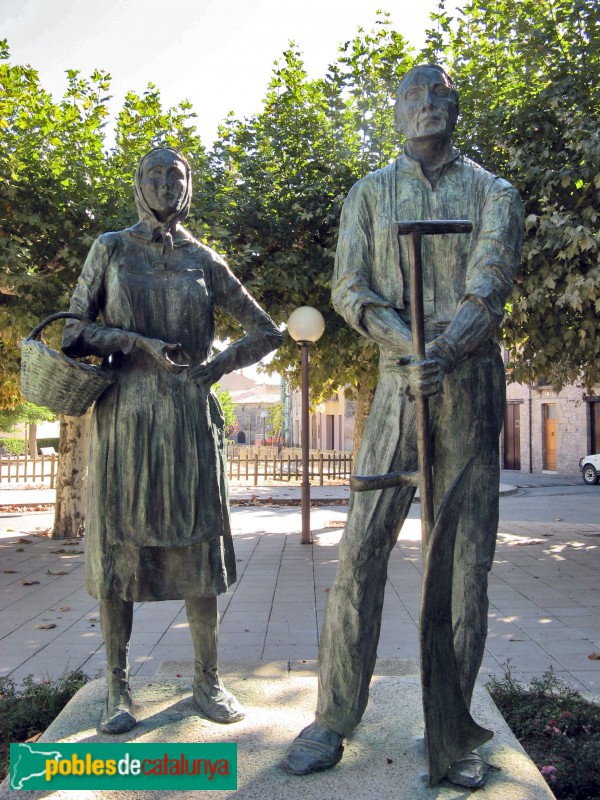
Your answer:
[140,151,187,222]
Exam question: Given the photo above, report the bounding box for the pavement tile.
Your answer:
[568,671,600,693]
[1,483,599,703]
[264,634,318,648]
[262,644,319,660]
[267,612,315,628]
[217,645,265,661]
[220,631,266,647]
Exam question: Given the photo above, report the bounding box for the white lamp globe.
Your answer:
[287,306,325,344]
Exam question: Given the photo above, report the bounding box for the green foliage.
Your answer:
[425,0,600,390]
[0,670,89,780]
[205,15,415,404]
[2,1,598,414]
[487,664,600,799]
[0,437,24,455]
[0,402,55,433]
[205,2,599,396]
[36,437,59,452]
[214,384,238,437]
[0,39,207,408]
[0,436,57,455]
[267,401,284,439]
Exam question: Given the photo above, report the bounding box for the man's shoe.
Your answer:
[446,752,490,788]
[193,671,245,724]
[281,720,344,775]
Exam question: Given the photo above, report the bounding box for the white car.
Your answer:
[579,454,600,485]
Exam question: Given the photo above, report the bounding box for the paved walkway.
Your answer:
[0,475,598,700]
[0,476,522,507]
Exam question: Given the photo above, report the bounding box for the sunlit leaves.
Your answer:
[204,15,414,404]
[0,42,207,407]
[424,0,599,390]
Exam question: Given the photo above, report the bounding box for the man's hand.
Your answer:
[426,335,458,373]
[134,336,188,372]
[399,356,445,398]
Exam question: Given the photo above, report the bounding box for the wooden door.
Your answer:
[544,404,557,470]
[590,401,600,454]
[326,415,334,450]
[504,403,521,470]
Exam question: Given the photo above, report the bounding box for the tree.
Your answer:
[422,0,600,390]
[204,17,415,453]
[0,402,56,458]
[214,384,238,439]
[52,410,91,538]
[0,40,209,534]
[267,401,284,442]
[0,402,56,456]
[3,1,598,472]
[0,401,55,433]
[0,40,209,411]
[207,2,598,414]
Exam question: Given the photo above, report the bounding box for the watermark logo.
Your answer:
[10,742,237,790]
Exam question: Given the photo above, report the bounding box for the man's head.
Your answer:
[394,65,459,143]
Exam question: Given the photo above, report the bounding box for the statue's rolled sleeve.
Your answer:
[332,181,410,353]
[438,182,523,363]
[62,236,139,358]
[464,181,524,326]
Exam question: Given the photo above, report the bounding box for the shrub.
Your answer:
[487,664,600,800]
[0,438,25,455]
[0,670,89,780]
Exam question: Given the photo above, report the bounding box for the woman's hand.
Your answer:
[189,361,224,389]
[134,336,189,372]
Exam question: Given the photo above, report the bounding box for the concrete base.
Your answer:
[1,667,554,800]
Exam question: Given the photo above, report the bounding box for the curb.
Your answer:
[0,484,518,511]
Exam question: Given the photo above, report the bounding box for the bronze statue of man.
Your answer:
[63,147,283,734]
[282,65,523,787]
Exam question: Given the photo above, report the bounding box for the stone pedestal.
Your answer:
[0,664,555,799]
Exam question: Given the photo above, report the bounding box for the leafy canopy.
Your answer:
[1,0,598,417]
[423,0,599,389]
[0,40,207,407]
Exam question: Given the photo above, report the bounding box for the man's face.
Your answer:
[395,68,458,142]
[140,151,187,221]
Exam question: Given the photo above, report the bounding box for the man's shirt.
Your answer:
[332,149,523,348]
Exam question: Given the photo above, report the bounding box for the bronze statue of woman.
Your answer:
[63,147,283,734]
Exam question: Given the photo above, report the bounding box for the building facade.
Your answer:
[287,386,355,452]
[277,364,600,472]
[503,380,600,475]
[219,373,281,445]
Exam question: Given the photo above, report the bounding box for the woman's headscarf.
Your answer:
[133,147,192,250]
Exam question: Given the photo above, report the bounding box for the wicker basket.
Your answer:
[20,312,116,416]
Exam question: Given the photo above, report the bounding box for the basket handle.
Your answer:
[26,312,86,342]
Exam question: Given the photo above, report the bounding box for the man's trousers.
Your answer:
[316,347,505,736]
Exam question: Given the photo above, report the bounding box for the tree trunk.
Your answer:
[52,409,92,539]
[27,422,37,459]
[352,380,375,465]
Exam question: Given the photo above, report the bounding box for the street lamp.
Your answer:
[287,306,325,544]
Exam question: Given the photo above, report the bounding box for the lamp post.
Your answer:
[287,306,325,544]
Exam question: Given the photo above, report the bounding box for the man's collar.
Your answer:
[399,146,461,175]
